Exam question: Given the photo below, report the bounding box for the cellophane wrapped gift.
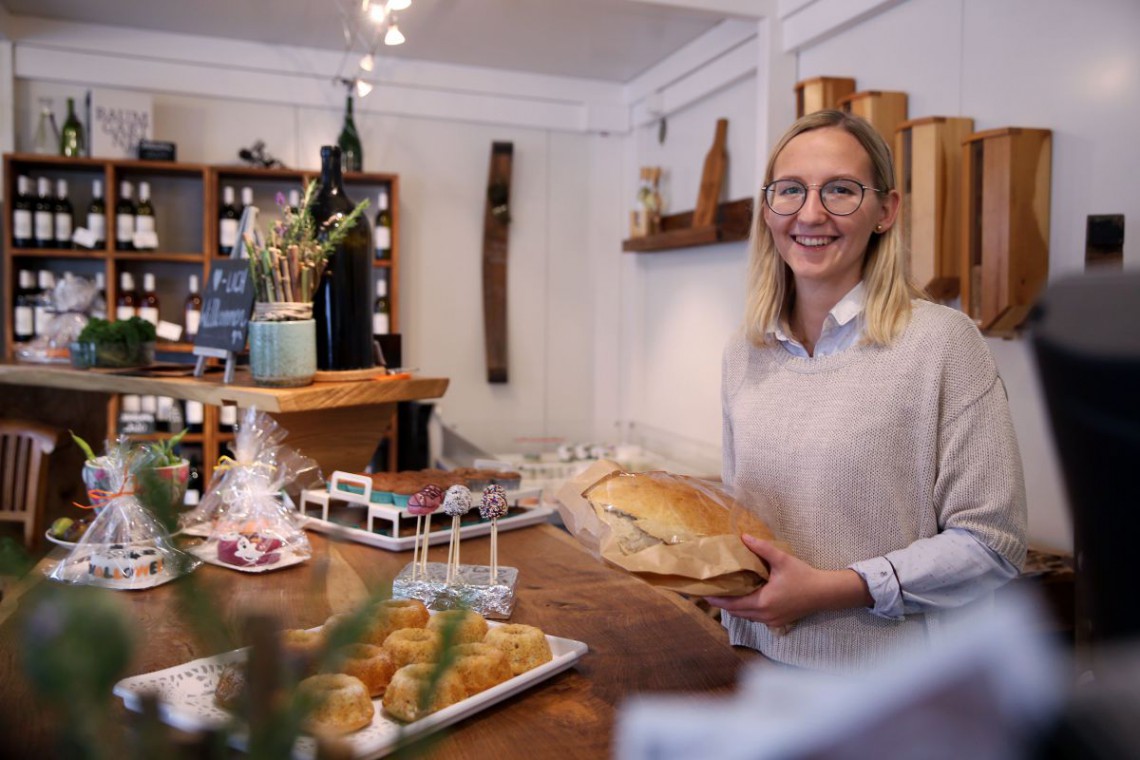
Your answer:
[182,407,320,572]
[16,273,101,364]
[50,442,200,590]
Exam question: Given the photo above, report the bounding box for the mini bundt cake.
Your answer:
[382,663,466,723]
[483,624,553,675]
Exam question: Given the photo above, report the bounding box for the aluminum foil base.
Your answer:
[392,561,518,619]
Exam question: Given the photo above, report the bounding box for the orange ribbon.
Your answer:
[75,486,136,510]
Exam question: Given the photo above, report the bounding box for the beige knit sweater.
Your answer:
[720,300,1027,672]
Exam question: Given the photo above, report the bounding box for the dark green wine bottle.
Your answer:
[59,97,86,158]
[337,95,363,173]
[312,145,373,370]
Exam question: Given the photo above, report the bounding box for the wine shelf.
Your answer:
[622,198,753,253]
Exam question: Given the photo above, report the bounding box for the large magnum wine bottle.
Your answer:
[312,145,374,371]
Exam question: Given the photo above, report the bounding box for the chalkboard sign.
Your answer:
[193,259,255,355]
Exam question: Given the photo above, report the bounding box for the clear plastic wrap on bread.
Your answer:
[555,461,779,596]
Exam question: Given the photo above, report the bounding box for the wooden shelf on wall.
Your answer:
[622,198,753,253]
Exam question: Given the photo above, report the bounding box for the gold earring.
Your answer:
[875,224,883,232]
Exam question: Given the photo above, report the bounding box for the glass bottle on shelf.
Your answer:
[59,97,86,158]
[93,271,107,320]
[218,186,239,256]
[337,94,363,173]
[313,145,374,371]
[33,98,60,155]
[184,274,202,341]
[287,188,301,215]
[54,179,73,250]
[34,177,55,248]
[219,405,237,433]
[116,272,138,320]
[34,270,56,337]
[135,181,156,250]
[87,179,106,249]
[14,270,36,343]
[372,276,390,336]
[115,181,136,251]
[138,273,160,327]
[13,175,34,248]
[374,188,392,260]
[240,186,254,219]
[185,400,205,434]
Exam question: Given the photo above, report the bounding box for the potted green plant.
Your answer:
[244,181,368,387]
[73,428,191,511]
[70,317,157,369]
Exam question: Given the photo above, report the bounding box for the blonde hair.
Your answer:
[744,110,924,347]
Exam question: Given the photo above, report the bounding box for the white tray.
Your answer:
[302,504,555,552]
[113,625,587,759]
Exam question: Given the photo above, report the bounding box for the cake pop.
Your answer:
[479,484,509,583]
[441,484,473,584]
[407,484,442,579]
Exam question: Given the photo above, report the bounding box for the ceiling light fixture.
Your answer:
[369,3,386,24]
[387,0,412,11]
[356,79,374,98]
[360,53,375,72]
[384,19,405,46]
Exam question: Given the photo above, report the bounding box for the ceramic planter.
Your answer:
[248,318,317,387]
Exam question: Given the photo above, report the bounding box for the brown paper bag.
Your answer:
[554,460,773,596]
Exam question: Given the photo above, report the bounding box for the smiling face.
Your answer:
[763,126,899,299]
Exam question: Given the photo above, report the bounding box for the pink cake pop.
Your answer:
[442,484,473,584]
[480,484,509,582]
[407,484,443,579]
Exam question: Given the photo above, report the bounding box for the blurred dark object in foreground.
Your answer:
[1030,272,1140,647]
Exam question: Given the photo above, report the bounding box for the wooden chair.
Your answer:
[0,420,61,549]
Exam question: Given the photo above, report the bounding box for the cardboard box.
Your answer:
[86,88,153,158]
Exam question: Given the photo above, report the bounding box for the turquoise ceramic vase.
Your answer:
[248,318,316,387]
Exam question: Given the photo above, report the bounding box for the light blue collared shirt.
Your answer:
[772,283,1018,620]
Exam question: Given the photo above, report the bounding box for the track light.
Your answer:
[384,20,405,46]
[356,79,374,98]
[360,53,375,72]
[387,0,412,10]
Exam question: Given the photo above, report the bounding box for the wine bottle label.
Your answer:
[14,305,34,337]
[220,406,237,427]
[14,210,33,240]
[138,306,159,326]
[34,305,51,335]
[373,312,390,335]
[185,401,204,425]
[185,309,201,337]
[116,213,134,241]
[55,213,73,242]
[35,211,53,241]
[374,227,391,253]
[116,305,136,321]
[136,216,156,234]
[220,219,238,248]
[87,213,105,241]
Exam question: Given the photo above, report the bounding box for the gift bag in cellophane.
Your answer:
[50,442,200,590]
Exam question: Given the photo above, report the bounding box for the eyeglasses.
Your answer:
[761,179,884,216]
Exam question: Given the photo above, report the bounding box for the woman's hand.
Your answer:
[705,534,873,629]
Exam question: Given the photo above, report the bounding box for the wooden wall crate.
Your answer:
[839,90,908,143]
[795,76,856,118]
[960,128,1052,335]
[894,116,974,301]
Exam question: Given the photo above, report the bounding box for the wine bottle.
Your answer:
[33,99,60,155]
[93,271,107,320]
[240,186,254,217]
[116,272,138,321]
[312,145,374,370]
[13,175,34,248]
[34,270,56,337]
[34,177,55,248]
[115,181,136,251]
[13,270,36,343]
[135,181,156,250]
[59,97,86,158]
[372,276,390,336]
[184,400,205,434]
[374,188,392,260]
[219,405,237,433]
[337,94,363,173]
[183,452,203,507]
[138,273,160,327]
[219,186,239,256]
[184,274,202,341]
[287,188,301,215]
[54,179,73,250]
[87,179,106,249]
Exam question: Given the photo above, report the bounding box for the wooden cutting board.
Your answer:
[482,141,513,384]
[693,118,728,228]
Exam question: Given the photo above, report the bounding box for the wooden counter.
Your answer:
[0,524,759,758]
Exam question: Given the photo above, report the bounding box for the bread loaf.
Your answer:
[583,471,774,554]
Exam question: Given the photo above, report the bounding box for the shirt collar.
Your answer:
[772,281,866,342]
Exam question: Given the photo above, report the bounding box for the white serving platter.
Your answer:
[113,624,587,759]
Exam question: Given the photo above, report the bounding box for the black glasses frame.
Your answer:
[761,179,885,217]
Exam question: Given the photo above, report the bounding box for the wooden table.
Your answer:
[0,524,759,758]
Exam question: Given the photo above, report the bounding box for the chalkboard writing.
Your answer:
[192,259,255,355]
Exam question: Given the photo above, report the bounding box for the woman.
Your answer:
[707,110,1027,673]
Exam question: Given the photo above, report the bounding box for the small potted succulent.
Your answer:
[73,428,191,511]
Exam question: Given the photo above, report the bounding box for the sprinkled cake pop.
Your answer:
[442,484,473,584]
[407,484,443,579]
[480,484,509,582]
